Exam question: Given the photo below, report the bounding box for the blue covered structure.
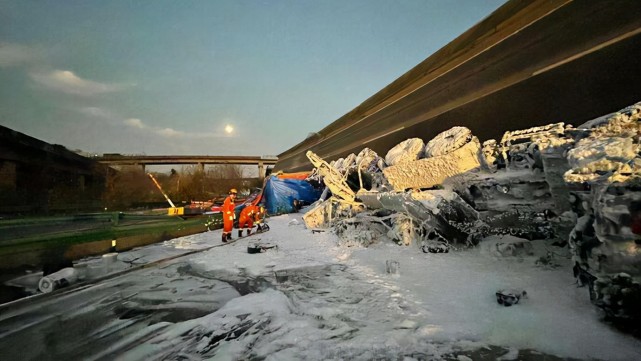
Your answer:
[262,175,322,215]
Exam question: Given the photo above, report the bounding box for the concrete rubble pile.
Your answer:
[302,101,641,328]
[383,127,482,191]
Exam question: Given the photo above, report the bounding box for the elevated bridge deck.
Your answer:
[96,155,278,177]
[274,0,641,172]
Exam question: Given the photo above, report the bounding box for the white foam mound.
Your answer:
[424,126,473,158]
[384,138,424,166]
[355,148,378,170]
[567,137,638,170]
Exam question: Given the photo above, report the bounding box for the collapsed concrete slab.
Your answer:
[302,100,641,331]
[384,138,424,166]
[382,137,482,191]
[356,189,479,245]
[498,123,566,170]
[558,102,641,325]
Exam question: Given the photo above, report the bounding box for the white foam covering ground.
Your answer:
[115,213,641,361]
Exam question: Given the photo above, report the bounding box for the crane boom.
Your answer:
[147,173,176,208]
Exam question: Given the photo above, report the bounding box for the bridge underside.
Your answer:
[0,125,110,214]
[274,0,641,172]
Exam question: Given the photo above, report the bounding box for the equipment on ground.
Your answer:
[219,222,270,244]
[247,242,278,254]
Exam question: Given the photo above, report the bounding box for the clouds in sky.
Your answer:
[29,69,129,96]
[2,43,127,96]
[1,41,215,150]
[143,122,224,140]
[79,106,120,121]
[156,127,184,138]
[2,41,229,151]
[0,43,41,68]
[81,106,224,140]
[124,118,145,129]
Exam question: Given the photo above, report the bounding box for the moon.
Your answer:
[225,125,234,134]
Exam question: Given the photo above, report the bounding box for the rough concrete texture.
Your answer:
[355,148,379,171]
[564,103,641,185]
[383,138,481,191]
[424,126,473,158]
[384,138,424,166]
[306,150,355,202]
[307,101,641,328]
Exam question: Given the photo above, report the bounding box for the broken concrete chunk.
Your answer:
[387,215,415,246]
[358,189,478,245]
[481,139,499,171]
[449,167,555,215]
[302,198,363,230]
[355,148,380,171]
[424,126,473,158]
[383,138,481,191]
[499,123,566,147]
[306,151,356,202]
[496,289,527,306]
[585,102,641,138]
[539,145,573,215]
[340,153,357,173]
[384,138,425,166]
[567,137,638,170]
[498,123,565,170]
[303,101,641,330]
[561,102,641,325]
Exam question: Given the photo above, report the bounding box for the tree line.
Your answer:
[104,164,262,210]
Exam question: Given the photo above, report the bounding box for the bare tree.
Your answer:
[173,165,207,201]
[209,164,244,179]
[103,163,258,210]
[206,164,246,198]
[104,166,160,209]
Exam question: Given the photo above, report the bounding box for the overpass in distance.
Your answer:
[96,155,278,179]
[273,0,641,173]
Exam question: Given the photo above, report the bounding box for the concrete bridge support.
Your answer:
[258,161,264,180]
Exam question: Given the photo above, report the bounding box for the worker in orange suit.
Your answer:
[237,204,260,237]
[255,205,267,232]
[221,188,237,242]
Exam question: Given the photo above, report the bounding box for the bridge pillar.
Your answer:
[198,162,204,173]
[258,161,264,180]
[139,164,145,173]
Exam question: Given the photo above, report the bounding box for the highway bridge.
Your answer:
[274,0,641,172]
[96,155,278,179]
[1,125,111,214]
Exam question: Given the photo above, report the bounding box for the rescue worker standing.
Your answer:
[255,206,267,232]
[238,204,259,237]
[222,188,237,242]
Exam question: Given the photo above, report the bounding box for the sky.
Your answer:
[0,0,506,157]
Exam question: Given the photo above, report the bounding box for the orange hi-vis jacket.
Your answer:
[222,195,235,233]
[238,205,259,229]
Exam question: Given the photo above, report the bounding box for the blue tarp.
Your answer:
[263,175,322,215]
